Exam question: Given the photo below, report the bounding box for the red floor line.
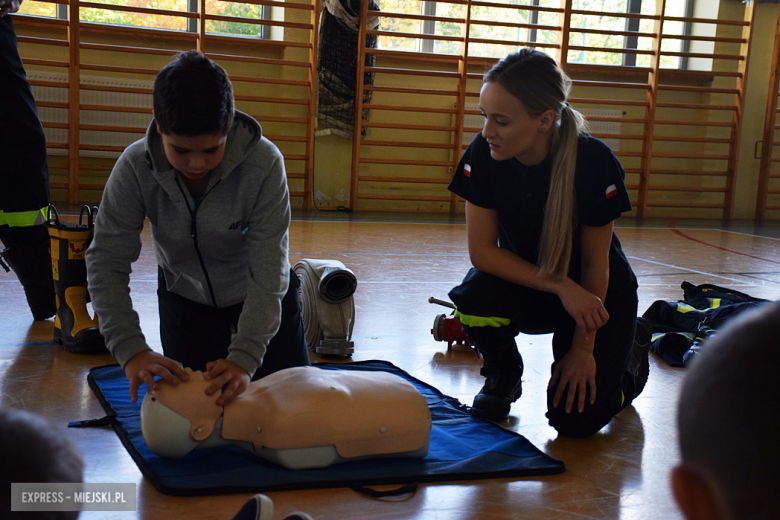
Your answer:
[668,225,780,266]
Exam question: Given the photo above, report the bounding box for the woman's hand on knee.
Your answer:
[204,359,250,407]
[123,350,190,404]
[549,347,597,414]
[557,279,609,337]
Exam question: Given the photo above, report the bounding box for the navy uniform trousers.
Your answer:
[0,15,50,230]
[0,15,56,321]
[450,268,638,438]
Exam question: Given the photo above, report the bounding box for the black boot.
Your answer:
[47,205,106,353]
[465,326,524,422]
[0,224,56,321]
[627,316,652,400]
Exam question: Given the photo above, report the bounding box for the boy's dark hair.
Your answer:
[677,301,780,519]
[153,50,235,136]
[0,408,84,519]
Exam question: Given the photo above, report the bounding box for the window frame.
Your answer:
[48,0,270,38]
[411,0,695,69]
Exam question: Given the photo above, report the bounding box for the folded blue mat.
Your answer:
[75,360,564,496]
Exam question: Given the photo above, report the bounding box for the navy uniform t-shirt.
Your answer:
[448,132,637,296]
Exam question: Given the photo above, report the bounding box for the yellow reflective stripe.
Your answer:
[0,207,48,227]
[675,299,722,314]
[453,310,511,328]
[674,303,697,313]
[652,332,696,341]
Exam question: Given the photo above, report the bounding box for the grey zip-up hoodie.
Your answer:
[86,111,291,377]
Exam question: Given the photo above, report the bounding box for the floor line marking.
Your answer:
[707,229,780,242]
[616,225,780,241]
[728,273,780,285]
[290,252,470,257]
[138,250,471,257]
[0,341,54,348]
[668,224,780,265]
[626,256,750,284]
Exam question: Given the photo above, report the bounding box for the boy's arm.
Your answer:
[86,150,154,367]
[223,151,292,377]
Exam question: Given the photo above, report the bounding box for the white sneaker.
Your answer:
[230,494,273,520]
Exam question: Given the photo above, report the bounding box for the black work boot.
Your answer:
[47,205,106,353]
[627,316,652,399]
[466,326,524,422]
[0,224,56,321]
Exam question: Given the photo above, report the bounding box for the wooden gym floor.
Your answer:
[2,211,779,520]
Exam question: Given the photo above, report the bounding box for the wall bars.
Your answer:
[14,0,317,208]
[757,2,780,221]
[349,0,755,218]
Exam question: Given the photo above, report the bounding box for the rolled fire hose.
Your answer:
[294,259,357,356]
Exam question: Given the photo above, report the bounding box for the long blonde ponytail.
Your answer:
[538,103,587,277]
[485,49,587,278]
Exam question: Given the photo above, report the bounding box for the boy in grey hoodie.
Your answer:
[86,51,310,407]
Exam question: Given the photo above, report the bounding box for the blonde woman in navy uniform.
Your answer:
[448,48,649,437]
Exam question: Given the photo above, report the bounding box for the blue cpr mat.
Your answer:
[75,360,564,496]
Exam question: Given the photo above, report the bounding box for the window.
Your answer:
[17,0,272,38]
[375,0,439,52]
[376,0,559,58]
[376,0,695,68]
[17,0,59,18]
[567,0,691,68]
[468,0,560,58]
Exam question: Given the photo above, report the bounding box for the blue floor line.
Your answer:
[2,341,55,348]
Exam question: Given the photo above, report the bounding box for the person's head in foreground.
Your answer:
[673,300,780,520]
[0,408,84,519]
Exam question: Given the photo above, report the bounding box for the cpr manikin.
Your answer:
[140,366,431,469]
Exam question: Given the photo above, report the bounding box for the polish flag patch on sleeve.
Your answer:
[464,164,471,177]
[605,184,617,199]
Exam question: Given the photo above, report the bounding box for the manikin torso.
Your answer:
[141,366,432,469]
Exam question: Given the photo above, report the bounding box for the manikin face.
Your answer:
[479,81,554,166]
[157,125,227,181]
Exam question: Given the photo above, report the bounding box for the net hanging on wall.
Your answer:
[316,0,379,139]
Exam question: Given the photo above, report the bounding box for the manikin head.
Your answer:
[141,368,226,458]
[673,301,780,520]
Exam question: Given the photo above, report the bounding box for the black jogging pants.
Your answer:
[157,266,310,381]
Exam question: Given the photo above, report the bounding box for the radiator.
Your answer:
[459,104,622,151]
[28,71,153,159]
[577,107,622,151]
[461,104,483,150]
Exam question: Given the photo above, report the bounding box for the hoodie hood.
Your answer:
[144,110,262,184]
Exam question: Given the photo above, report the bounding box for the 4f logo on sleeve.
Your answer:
[463,164,471,178]
[605,184,617,200]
